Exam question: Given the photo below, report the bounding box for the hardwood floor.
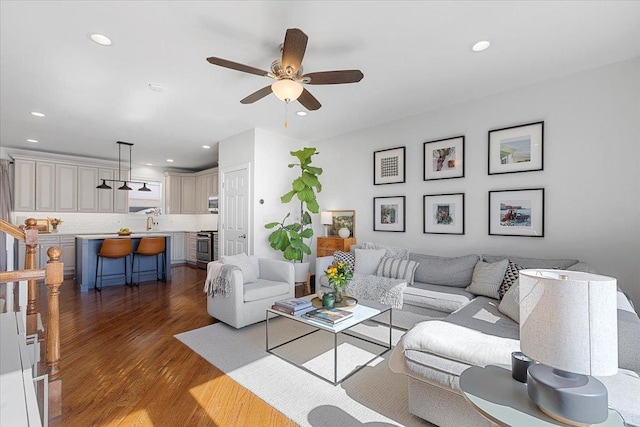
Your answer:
[41,265,297,427]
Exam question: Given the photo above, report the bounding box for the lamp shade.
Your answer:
[271,79,303,102]
[320,211,333,225]
[519,269,618,376]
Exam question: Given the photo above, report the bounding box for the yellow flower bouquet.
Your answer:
[324,261,353,302]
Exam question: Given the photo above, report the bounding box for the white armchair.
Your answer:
[206,257,295,328]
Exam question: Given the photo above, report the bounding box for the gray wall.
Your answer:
[315,58,640,307]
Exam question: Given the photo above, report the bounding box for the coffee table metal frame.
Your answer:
[266,299,392,385]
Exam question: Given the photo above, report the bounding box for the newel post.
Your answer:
[45,246,63,420]
[25,218,39,334]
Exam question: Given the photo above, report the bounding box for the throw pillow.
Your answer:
[499,260,523,299]
[465,259,509,299]
[221,253,258,284]
[333,251,355,272]
[376,256,419,285]
[354,248,386,275]
[498,279,520,323]
[361,242,410,260]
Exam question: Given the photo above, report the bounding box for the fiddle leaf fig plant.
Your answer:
[265,147,322,262]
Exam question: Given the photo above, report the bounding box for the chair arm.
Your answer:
[206,261,245,303]
[258,259,295,285]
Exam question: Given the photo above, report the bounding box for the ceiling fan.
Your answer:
[206,28,364,111]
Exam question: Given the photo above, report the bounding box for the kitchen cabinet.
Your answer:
[181,176,196,214]
[98,168,115,212]
[187,232,198,265]
[58,235,75,276]
[36,161,56,211]
[13,159,36,211]
[195,169,219,213]
[55,164,78,211]
[171,232,186,264]
[164,174,181,214]
[78,166,99,212]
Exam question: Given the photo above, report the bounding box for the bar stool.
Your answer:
[132,237,166,286]
[95,238,132,291]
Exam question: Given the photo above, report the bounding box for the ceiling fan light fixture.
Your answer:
[271,79,303,102]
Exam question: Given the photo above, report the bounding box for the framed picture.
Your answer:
[327,210,355,237]
[488,188,544,237]
[374,146,405,185]
[488,121,543,175]
[423,136,465,180]
[373,196,405,232]
[35,218,50,233]
[423,193,465,234]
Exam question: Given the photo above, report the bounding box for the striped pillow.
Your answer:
[376,256,419,285]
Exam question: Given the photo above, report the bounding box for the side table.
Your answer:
[459,365,625,427]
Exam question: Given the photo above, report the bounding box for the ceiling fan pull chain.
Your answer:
[284,101,289,128]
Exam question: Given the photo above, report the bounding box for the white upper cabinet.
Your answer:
[13,159,36,211]
[55,164,78,211]
[36,161,56,211]
[78,166,98,212]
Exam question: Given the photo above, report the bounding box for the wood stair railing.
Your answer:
[0,217,63,420]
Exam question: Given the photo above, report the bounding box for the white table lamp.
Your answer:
[320,211,332,237]
[519,269,618,426]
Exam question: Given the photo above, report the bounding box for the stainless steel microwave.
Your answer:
[208,196,219,213]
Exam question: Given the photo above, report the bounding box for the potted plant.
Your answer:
[265,147,322,282]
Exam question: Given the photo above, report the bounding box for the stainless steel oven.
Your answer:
[196,231,218,269]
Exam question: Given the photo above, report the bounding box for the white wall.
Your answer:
[316,58,640,307]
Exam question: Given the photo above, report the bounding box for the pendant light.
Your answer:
[97,141,150,191]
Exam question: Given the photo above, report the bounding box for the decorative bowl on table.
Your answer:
[117,231,132,236]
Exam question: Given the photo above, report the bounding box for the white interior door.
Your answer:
[220,164,250,256]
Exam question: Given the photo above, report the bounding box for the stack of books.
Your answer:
[304,307,354,325]
[271,298,313,315]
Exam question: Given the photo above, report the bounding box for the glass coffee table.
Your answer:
[266,297,392,385]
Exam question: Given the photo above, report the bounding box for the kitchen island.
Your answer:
[75,233,172,292]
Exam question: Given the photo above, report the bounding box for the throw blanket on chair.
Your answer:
[203,263,240,298]
[345,273,407,309]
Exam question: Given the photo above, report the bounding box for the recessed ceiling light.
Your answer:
[145,163,153,166]
[472,40,491,52]
[296,111,308,116]
[166,159,174,163]
[27,139,38,143]
[89,33,112,46]
[30,111,45,117]
[202,145,210,149]
[148,83,163,92]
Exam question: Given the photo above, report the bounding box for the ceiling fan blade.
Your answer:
[302,70,364,85]
[206,57,269,77]
[240,85,273,104]
[281,28,308,76]
[297,88,321,111]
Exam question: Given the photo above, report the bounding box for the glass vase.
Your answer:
[334,288,343,303]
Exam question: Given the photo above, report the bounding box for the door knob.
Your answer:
[239,234,246,239]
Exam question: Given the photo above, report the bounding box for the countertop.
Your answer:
[75,233,172,239]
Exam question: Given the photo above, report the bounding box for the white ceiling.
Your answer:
[2,1,639,171]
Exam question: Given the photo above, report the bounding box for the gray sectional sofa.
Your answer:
[315,247,640,427]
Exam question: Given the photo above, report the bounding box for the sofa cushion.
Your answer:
[361,242,410,260]
[403,284,475,314]
[333,251,355,271]
[376,256,419,285]
[499,260,523,299]
[482,254,578,269]
[618,307,640,373]
[465,259,508,299]
[222,252,258,284]
[409,253,479,288]
[354,248,386,274]
[498,279,520,323]
[243,279,290,302]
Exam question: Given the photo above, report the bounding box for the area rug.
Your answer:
[175,317,433,426]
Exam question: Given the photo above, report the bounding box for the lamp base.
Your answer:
[527,364,608,426]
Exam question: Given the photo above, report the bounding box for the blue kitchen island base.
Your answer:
[75,234,172,292]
